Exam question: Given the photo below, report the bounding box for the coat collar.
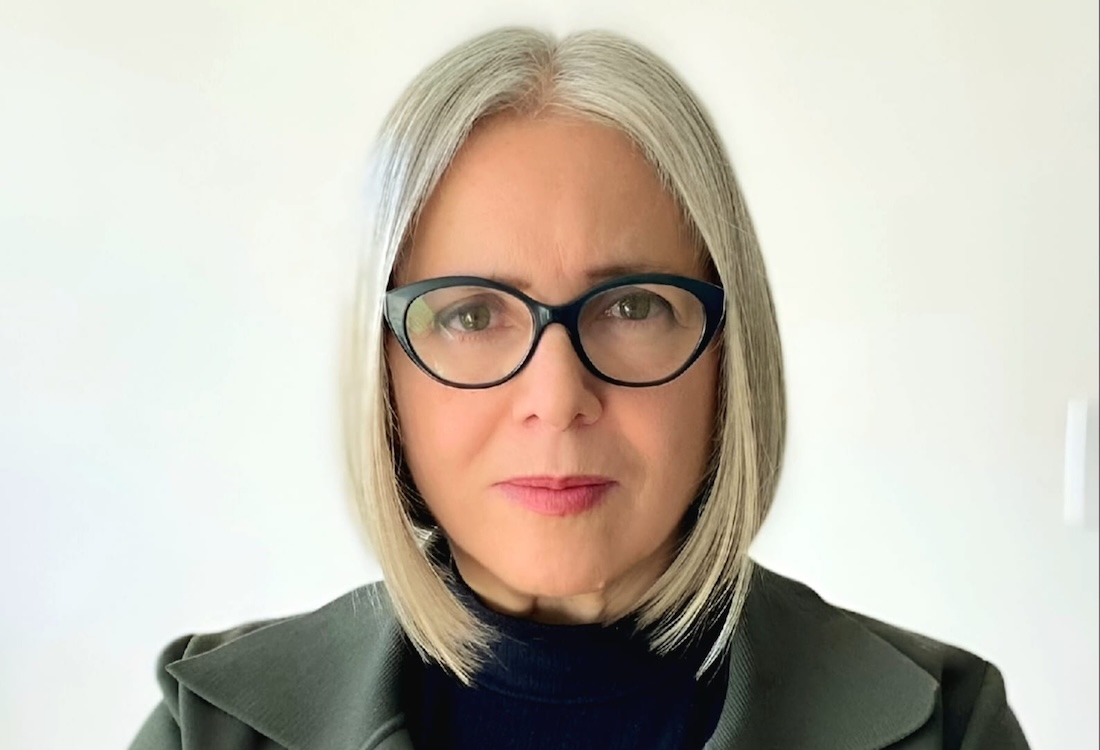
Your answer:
[167,563,936,750]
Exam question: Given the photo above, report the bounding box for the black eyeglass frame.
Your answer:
[384,273,726,389]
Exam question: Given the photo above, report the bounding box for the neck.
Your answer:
[448,539,675,625]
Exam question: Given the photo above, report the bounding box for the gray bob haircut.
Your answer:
[343,26,785,684]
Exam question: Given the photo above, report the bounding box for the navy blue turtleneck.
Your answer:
[399,569,730,750]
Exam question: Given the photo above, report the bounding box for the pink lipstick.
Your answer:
[496,476,615,517]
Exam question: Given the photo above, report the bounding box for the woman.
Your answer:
[130,28,1030,749]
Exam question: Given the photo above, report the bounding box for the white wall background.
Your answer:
[1,1,1096,748]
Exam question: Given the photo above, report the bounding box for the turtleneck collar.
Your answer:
[446,558,730,703]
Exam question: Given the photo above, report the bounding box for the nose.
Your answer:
[509,325,603,431]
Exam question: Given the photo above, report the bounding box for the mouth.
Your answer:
[495,475,617,517]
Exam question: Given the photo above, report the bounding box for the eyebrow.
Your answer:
[485,262,678,292]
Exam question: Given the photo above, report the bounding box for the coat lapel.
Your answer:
[166,564,936,750]
[709,566,938,749]
[167,584,412,750]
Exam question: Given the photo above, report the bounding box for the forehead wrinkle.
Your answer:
[400,115,702,292]
[408,217,699,295]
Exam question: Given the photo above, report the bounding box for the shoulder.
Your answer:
[754,563,990,677]
[744,564,1029,749]
[842,603,989,685]
[840,603,1023,746]
[130,581,409,750]
[141,613,296,732]
[155,580,391,661]
[153,579,395,688]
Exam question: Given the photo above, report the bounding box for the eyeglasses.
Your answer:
[384,273,725,389]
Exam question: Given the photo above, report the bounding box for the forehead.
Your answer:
[400,113,704,292]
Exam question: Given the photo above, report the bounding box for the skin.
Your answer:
[387,112,719,624]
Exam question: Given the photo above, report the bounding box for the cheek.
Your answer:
[387,342,499,497]
[640,352,720,511]
[637,349,720,463]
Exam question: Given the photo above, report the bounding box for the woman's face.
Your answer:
[387,114,719,622]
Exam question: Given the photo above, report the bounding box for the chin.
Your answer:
[496,546,617,599]
[450,520,670,610]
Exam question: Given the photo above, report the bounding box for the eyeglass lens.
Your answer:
[403,283,707,385]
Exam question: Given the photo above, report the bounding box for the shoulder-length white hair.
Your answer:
[343,27,785,685]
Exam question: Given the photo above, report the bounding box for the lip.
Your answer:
[496,475,616,517]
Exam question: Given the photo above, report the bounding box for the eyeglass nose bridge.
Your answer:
[519,298,602,382]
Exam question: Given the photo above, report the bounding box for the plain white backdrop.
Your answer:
[1,1,1096,748]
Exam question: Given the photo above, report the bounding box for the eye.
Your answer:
[447,304,492,332]
[607,291,669,320]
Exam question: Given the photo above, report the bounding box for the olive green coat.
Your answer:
[129,565,1030,749]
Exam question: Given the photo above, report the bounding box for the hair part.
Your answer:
[342,26,786,685]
